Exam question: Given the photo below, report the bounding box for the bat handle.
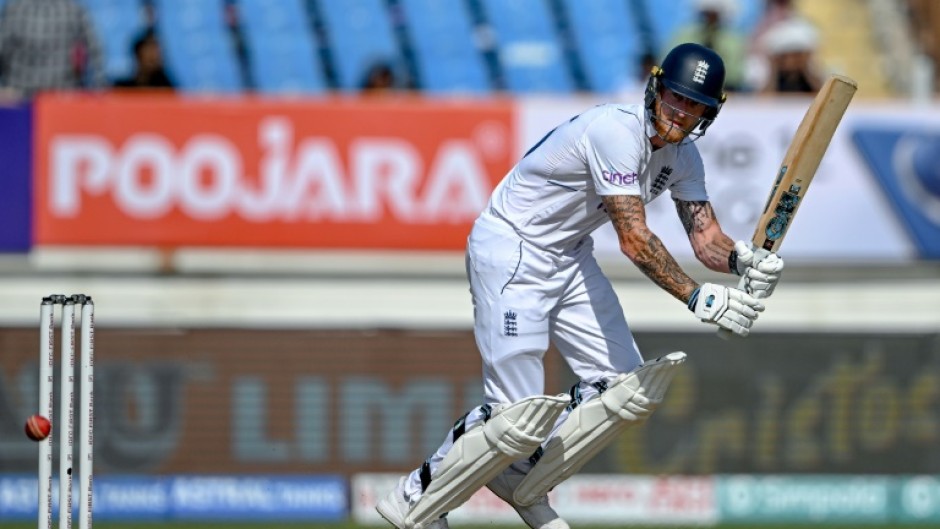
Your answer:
[716,247,769,340]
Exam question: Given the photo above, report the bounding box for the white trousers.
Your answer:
[403,212,644,500]
[467,213,644,402]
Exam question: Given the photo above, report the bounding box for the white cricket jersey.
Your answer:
[485,103,709,252]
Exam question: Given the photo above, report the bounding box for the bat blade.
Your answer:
[717,76,857,340]
[752,75,858,252]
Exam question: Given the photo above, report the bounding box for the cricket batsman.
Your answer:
[377,42,785,529]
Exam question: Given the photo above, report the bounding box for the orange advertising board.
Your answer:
[34,94,515,249]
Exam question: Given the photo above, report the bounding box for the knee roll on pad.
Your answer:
[513,352,687,507]
[405,394,570,529]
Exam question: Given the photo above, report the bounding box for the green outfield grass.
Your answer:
[11,520,940,529]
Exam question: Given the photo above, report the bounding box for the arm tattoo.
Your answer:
[602,195,697,302]
[706,236,735,270]
[676,199,735,272]
[675,200,714,235]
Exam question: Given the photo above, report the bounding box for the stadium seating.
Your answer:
[398,0,490,94]
[642,0,695,54]
[477,0,573,93]
[561,0,641,94]
[315,0,400,91]
[235,0,326,94]
[642,0,764,55]
[153,0,244,92]
[59,0,773,95]
[77,0,147,82]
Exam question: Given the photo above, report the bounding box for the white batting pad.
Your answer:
[513,352,687,506]
[405,394,571,529]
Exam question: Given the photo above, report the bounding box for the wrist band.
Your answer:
[728,249,740,276]
[687,287,701,312]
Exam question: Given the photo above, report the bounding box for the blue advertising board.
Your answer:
[853,126,940,259]
[0,474,347,521]
[0,103,32,252]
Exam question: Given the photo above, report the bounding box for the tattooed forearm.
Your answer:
[602,195,697,302]
[675,200,713,235]
[632,232,698,301]
[602,193,646,232]
[700,235,734,270]
[675,199,736,272]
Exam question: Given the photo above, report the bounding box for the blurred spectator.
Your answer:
[113,29,174,89]
[617,52,657,96]
[668,0,747,91]
[757,17,823,94]
[744,0,801,91]
[906,0,940,94]
[0,0,105,98]
[748,0,798,52]
[360,61,398,94]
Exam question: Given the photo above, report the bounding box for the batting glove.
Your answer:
[688,282,765,337]
[732,240,785,299]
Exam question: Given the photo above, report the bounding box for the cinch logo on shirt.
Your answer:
[602,170,639,187]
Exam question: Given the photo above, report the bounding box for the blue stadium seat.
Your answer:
[245,35,326,94]
[315,0,400,90]
[642,0,695,54]
[77,0,147,81]
[398,0,490,94]
[236,0,326,93]
[154,0,244,92]
[562,0,641,94]
[478,0,573,93]
[733,0,765,34]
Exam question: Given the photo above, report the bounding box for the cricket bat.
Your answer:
[719,74,857,338]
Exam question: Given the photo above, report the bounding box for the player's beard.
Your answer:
[652,117,689,143]
[652,96,703,144]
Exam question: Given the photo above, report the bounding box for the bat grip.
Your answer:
[716,247,769,340]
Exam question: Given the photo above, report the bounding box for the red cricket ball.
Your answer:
[25,414,52,442]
